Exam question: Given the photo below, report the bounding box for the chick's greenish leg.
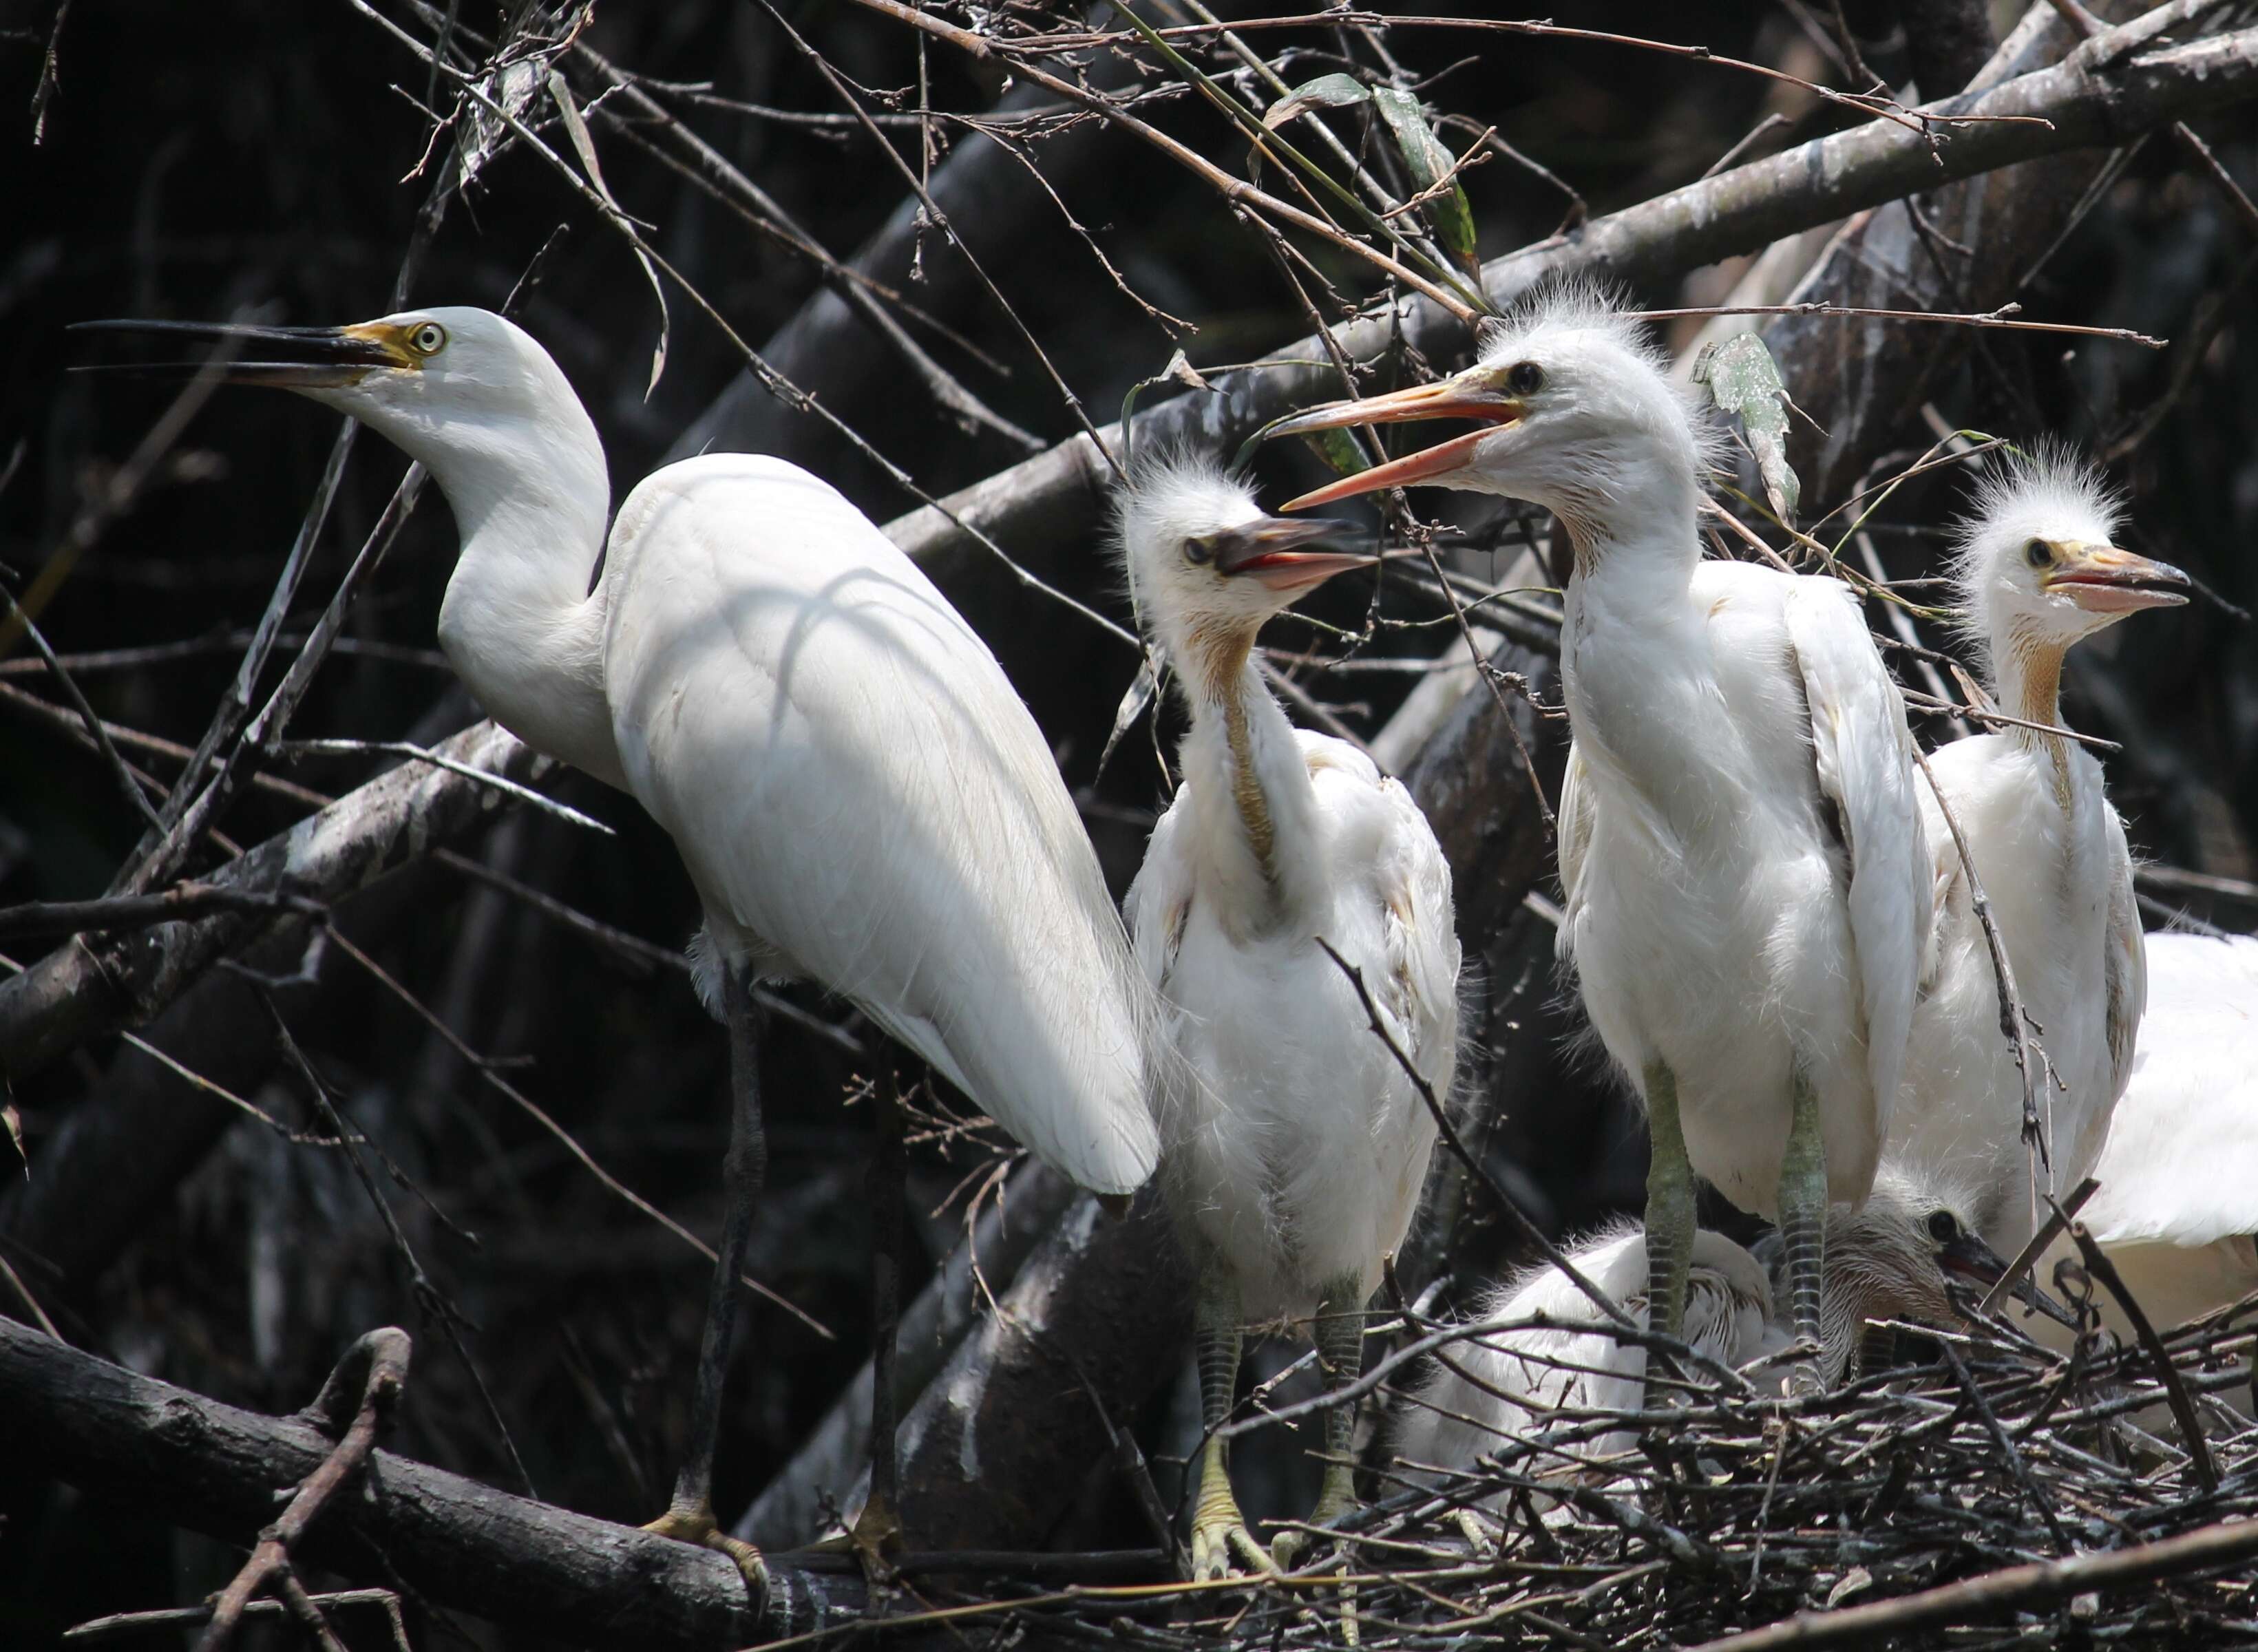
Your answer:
[1188,1268,1269,1580]
[642,966,769,1601]
[1641,1059,1696,1397]
[1272,1273,1368,1571]
[1777,1061,1829,1397]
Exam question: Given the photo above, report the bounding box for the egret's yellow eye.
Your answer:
[2025,538,2052,569]
[408,322,448,356]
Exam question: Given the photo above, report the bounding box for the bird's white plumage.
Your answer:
[2026,933,2258,1376]
[1891,447,2163,1251]
[1396,1164,2001,1499]
[310,307,1159,1195]
[1490,330,1928,1218]
[1118,456,1459,1326]
[604,454,1159,1192]
[2072,932,2258,1251]
[1130,726,1457,1319]
[1392,1227,1775,1505]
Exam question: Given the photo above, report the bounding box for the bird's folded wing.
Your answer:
[1782,579,1931,1148]
[2102,807,2146,1111]
[604,455,1159,1195]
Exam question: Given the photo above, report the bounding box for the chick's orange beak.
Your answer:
[1265,375,1526,511]
[2043,542,2191,614]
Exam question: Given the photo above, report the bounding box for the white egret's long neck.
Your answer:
[1550,443,1703,592]
[421,414,626,790]
[1179,633,1327,935]
[1992,619,2074,807]
[1557,458,1709,786]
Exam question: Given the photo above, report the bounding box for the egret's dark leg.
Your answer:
[643,965,768,1598]
[1272,1271,1368,1571]
[1777,1063,1829,1395]
[852,1063,907,1571]
[1188,1265,1270,1580]
[1642,1059,1696,1388]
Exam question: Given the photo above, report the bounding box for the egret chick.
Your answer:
[1117,454,1460,1580]
[1266,290,1930,1390]
[2034,931,2258,1374]
[80,309,1162,1588]
[1895,446,2186,1253]
[1395,1165,2038,1509]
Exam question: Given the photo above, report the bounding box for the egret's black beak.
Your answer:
[70,319,409,388]
[1203,516,1378,593]
[1942,1230,2078,1328]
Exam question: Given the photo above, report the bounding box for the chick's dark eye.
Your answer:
[1183,536,1214,566]
[1506,360,1544,397]
[2025,538,2051,569]
[1926,1210,1961,1244]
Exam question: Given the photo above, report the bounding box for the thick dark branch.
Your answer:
[883,6,2258,582]
[0,1316,834,1651]
[0,719,549,1079]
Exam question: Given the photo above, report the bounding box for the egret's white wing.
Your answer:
[1782,579,1930,1150]
[2082,933,2258,1249]
[1557,742,1593,926]
[1353,756,1461,1091]
[602,455,1159,1194]
[2102,808,2146,1109]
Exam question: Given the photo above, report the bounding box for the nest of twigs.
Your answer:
[863,1289,2258,1650]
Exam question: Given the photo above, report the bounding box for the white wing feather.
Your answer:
[2082,932,2258,1249]
[601,455,1159,1194]
[1782,579,1930,1152]
[2102,809,2146,1107]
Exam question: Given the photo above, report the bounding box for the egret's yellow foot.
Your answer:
[1190,1505,1273,1580]
[642,1502,770,1600]
[1272,1473,1355,1571]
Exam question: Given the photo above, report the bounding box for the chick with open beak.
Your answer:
[1890,443,2188,1262]
[1117,454,1460,1580]
[1252,290,1936,1406]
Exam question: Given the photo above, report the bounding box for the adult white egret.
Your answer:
[78,308,1162,1589]
[1116,454,1460,1580]
[2034,931,2258,1368]
[1893,447,2185,1253]
[1393,1164,2043,1506]
[1267,290,1930,1390]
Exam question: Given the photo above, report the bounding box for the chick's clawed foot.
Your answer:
[1190,1510,1276,1582]
[642,1503,771,1602]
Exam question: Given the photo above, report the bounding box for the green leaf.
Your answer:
[1693,332,1802,524]
[1373,88,1479,279]
[1262,72,1370,130]
[1302,426,1371,478]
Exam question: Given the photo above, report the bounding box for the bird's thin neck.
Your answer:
[428,419,625,789]
[1179,635,1320,928]
[1993,620,2075,803]
[1554,449,1703,587]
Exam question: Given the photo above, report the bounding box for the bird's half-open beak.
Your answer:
[1941,1230,2079,1328]
[2042,542,2191,615]
[70,319,413,388]
[1266,373,1527,511]
[1209,516,1375,593]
